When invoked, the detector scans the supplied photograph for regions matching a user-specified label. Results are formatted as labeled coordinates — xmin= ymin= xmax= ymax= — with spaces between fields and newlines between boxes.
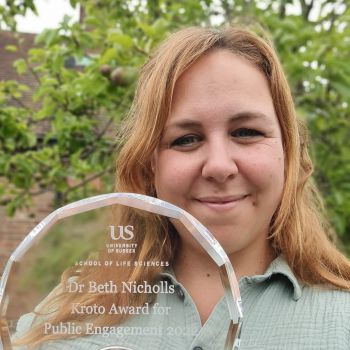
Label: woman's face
xmin=152 ymin=49 xmax=285 ymax=257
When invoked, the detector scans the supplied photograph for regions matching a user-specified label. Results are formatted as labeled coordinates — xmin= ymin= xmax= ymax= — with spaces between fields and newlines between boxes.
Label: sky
xmin=0 ymin=0 xmax=79 ymax=33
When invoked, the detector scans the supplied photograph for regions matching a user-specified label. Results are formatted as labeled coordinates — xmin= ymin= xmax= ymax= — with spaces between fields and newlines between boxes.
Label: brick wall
xmin=0 ymin=192 xmax=54 ymax=273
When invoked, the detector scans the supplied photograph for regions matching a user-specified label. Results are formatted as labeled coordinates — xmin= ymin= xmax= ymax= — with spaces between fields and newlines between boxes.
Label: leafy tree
xmin=0 ymin=0 xmax=349 ymax=251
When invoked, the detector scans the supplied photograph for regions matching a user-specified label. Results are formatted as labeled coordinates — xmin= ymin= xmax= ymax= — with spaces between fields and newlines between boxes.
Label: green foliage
xmin=18 ymin=210 xmax=103 ymax=293
xmin=0 ymin=0 xmax=349 ymax=252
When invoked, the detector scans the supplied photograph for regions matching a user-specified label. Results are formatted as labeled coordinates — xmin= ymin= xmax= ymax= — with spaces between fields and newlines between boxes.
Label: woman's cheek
xmin=154 ymin=153 xmax=190 ymax=196
xmin=240 ymin=152 xmax=284 ymax=190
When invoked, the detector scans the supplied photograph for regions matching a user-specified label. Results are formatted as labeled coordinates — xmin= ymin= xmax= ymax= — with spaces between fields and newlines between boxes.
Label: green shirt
xmin=15 ymin=256 xmax=350 ymax=349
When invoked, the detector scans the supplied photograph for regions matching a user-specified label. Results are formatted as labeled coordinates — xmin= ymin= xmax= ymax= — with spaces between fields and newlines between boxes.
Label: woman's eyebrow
xmin=164 ymin=120 xmax=202 ymax=132
xmin=165 ymin=111 xmax=272 ymax=132
xmin=228 ymin=111 xmax=272 ymax=123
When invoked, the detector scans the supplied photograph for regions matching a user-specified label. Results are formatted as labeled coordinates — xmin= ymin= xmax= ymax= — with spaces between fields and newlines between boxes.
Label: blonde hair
xmin=117 ymin=25 xmax=350 ymax=287
xmin=17 ymin=25 xmax=350 ymax=348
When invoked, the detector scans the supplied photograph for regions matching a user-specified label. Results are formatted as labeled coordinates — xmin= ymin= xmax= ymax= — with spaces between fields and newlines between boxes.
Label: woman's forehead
xmin=166 ymin=49 xmax=277 ymax=127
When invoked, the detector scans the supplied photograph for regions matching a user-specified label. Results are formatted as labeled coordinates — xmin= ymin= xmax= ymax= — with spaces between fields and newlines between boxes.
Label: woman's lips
xmin=195 ymin=195 xmax=249 ymax=211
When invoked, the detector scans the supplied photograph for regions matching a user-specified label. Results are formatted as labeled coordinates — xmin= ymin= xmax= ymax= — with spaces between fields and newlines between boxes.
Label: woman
xmin=15 ymin=26 xmax=350 ymax=350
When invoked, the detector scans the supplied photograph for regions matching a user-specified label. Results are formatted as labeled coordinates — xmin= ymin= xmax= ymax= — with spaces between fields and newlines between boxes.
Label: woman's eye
xmin=170 ymin=135 xmax=201 ymax=147
xmin=231 ymin=128 xmax=263 ymax=138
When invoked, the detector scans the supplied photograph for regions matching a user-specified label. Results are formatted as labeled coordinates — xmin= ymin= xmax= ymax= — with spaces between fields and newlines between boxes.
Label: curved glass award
xmin=0 ymin=193 xmax=243 ymax=350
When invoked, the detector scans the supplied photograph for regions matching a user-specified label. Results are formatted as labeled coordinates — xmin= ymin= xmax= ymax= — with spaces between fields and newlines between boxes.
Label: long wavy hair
xmin=16 ymin=25 xmax=350 ymax=348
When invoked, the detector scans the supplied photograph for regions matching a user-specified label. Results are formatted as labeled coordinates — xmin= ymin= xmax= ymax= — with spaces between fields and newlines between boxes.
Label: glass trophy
xmin=0 ymin=193 xmax=243 ymax=350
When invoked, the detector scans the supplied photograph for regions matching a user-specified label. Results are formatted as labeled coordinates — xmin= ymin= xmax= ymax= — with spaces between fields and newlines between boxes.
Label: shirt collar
xmin=242 ymin=255 xmax=302 ymax=301
xmin=160 ymin=255 xmax=302 ymax=301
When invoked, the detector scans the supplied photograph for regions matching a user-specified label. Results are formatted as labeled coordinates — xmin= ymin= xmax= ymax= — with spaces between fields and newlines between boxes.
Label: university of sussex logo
xmin=108 ymin=225 xmax=134 ymax=241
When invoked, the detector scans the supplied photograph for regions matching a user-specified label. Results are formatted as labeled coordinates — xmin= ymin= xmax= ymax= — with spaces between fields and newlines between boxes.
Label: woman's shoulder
xmin=248 ymin=255 xmax=350 ymax=312
xmin=301 ymin=283 xmax=350 ymax=308
xmin=15 ymin=312 xmax=36 ymax=338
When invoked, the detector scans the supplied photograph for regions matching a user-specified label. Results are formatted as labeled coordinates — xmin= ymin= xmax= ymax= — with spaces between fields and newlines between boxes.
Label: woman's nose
xmin=201 ymin=140 xmax=238 ymax=183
